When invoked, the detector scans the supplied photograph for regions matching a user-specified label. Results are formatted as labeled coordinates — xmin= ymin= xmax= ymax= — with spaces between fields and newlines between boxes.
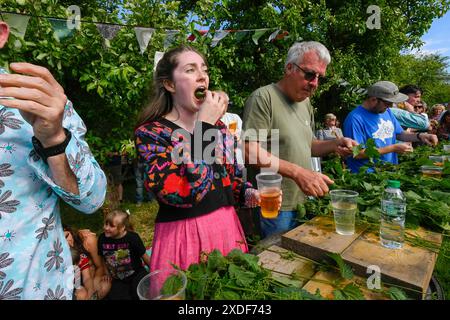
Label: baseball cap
xmin=367 ymin=81 xmax=408 ymax=103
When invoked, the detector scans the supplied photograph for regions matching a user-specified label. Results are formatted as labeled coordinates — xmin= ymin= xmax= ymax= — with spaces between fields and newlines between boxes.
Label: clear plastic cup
xmin=256 ymin=172 xmax=282 ymax=219
xmin=420 ymin=165 xmax=443 ymax=178
xmin=330 ymin=190 xmax=359 ymax=235
xmin=137 ymin=268 xmax=187 ymax=300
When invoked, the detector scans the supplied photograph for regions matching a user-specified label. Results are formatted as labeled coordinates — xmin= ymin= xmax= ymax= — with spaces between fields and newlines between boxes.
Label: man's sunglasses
xmin=292 ymin=62 xmax=326 ymax=82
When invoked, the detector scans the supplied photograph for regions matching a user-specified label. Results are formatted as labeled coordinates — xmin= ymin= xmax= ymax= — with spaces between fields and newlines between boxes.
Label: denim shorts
xmin=260 ymin=210 xmax=299 ymax=239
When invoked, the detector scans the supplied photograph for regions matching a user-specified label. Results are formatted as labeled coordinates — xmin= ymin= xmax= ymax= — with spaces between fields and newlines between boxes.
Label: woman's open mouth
xmin=194 ymin=86 xmax=206 ymax=102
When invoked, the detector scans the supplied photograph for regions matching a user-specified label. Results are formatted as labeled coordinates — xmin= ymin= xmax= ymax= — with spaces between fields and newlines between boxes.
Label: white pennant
xmin=134 ymin=27 xmax=155 ymax=54
xmin=211 ymin=30 xmax=229 ymax=47
xmin=164 ymin=30 xmax=179 ymax=49
xmin=268 ymin=29 xmax=280 ymax=42
xmin=1 ymin=13 xmax=30 ymax=47
xmin=95 ymin=23 xmax=122 ymax=41
xmin=154 ymin=51 xmax=164 ymax=71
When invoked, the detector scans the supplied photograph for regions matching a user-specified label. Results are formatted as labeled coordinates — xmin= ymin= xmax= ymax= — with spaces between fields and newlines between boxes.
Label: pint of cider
xmin=256 ymin=172 xmax=282 ymax=219
xmin=260 ymin=189 xmax=281 ymax=218
xmin=228 ymin=121 xmax=237 ymax=135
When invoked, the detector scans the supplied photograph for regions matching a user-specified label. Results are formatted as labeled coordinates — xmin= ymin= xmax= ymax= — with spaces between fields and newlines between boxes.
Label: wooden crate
xmin=277 ymin=216 xmax=443 ymax=299
xmin=280 ymin=215 xmax=368 ymax=262
xmin=302 ymin=270 xmax=389 ymax=300
xmin=341 ymin=227 xmax=443 ymax=299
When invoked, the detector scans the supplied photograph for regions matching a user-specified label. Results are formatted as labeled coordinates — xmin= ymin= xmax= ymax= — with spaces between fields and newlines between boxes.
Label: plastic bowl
xmin=420 ymin=165 xmax=443 ymax=178
xmin=428 ymin=155 xmax=446 ymax=166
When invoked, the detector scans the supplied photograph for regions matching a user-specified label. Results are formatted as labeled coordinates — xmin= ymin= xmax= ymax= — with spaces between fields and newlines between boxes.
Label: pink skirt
xmin=149 ymin=206 xmax=248 ymax=272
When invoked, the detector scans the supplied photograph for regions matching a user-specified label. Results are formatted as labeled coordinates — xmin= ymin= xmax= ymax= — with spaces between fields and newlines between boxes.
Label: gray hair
xmin=285 ymin=41 xmax=331 ymax=68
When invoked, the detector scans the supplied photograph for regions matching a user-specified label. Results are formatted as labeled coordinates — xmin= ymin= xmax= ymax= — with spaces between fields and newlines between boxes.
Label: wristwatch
xmin=32 ymin=128 xmax=72 ymax=164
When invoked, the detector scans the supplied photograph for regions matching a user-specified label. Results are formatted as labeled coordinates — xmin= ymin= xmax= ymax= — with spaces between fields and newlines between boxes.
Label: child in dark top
xmin=98 ymin=210 xmax=150 ymax=300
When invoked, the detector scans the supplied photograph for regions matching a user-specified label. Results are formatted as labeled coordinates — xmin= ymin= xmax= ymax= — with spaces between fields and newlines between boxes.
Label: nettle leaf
xmin=161 ymin=274 xmax=184 ymax=296
xmin=352 ymin=144 xmax=364 ymax=157
xmin=361 ymin=206 xmax=381 ymax=221
xmin=227 ymin=249 xmax=260 ymax=272
xmin=404 ymin=190 xmax=423 ymax=201
xmin=387 ymin=287 xmax=408 ymax=300
xmin=327 ymin=253 xmax=354 ymax=280
xmin=333 ymin=284 xmax=365 ymax=300
xmin=207 ymin=249 xmax=228 ymax=273
xmin=365 ymin=139 xmax=381 ymax=161
xmin=228 ymin=264 xmax=256 ymax=287
xmin=219 ymin=290 xmax=241 ymax=300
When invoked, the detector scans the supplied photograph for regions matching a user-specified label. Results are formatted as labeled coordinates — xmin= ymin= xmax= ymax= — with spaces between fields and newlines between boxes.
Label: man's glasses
xmin=292 ymin=62 xmax=326 ymax=82
xmin=377 ymin=98 xmax=393 ymax=107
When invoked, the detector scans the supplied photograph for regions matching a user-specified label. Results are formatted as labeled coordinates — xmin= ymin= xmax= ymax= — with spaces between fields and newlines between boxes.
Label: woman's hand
xmin=197 ymin=90 xmax=229 ymax=125
xmin=245 ymin=188 xmax=282 ymax=210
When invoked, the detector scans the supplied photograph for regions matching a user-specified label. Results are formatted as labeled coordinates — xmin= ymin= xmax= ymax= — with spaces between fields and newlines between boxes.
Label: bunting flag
xmin=48 ymin=18 xmax=75 ymax=41
xmin=164 ymin=30 xmax=179 ymax=49
xmin=211 ymin=30 xmax=229 ymax=47
xmin=153 ymin=51 xmax=164 ymax=71
xmin=95 ymin=23 xmax=123 ymax=41
xmin=134 ymin=27 xmax=155 ymax=54
xmin=252 ymin=29 xmax=269 ymax=45
xmin=268 ymin=29 xmax=280 ymax=42
xmin=0 ymin=11 xmax=290 ymax=53
xmin=1 ymin=13 xmax=30 ymax=41
xmin=187 ymin=30 xmax=208 ymax=42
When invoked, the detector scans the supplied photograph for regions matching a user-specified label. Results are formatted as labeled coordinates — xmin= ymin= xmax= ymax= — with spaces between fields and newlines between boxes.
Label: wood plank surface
xmin=341 ymin=227 xmax=443 ymax=298
xmin=281 ymin=215 xmax=368 ymax=262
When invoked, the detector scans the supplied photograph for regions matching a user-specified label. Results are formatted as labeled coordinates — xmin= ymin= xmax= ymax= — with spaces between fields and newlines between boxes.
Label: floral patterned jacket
xmin=135 ymin=118 xmax=251 ymax=222
xmin=0 ymin=68 xmax=107 ymax=300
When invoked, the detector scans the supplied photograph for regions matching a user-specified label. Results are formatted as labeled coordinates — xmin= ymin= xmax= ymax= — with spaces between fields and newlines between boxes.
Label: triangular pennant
xmin=268 ymin=29 xmax=280 ymax=42
xmin=48 ymin=18 xmax=75 ymax=41
xmin=134 ymin=27 xmax=155 ymax=54
xmin=164 ymin=30 xmax=180 ymax=49
xmin=235 ymin=30 xmax=248 ymax=42
xmin=252 ymin=29 xmax=268 ymax=45
xmin=154 ymin=51 xmax=164 ymax=71
xmin=187 ymin=30 xmax=208 ymax=42
xmin=95 ymin=23 xmax=122 ymax=41
xmin=1 ymin=13 xmax=30 ymax=40
xmin=211 ymin=30 xmax=229 ymax=47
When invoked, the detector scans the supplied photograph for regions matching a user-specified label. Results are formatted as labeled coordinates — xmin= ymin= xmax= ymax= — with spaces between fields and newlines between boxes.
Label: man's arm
xmin=311 ymin=137 xmax=358 ymax=157
xmin=390 ymin=107 xmax=429 ymax=131
xmin=245 ymin=140 xmax=334 ymax=197
xmin=397 ymin=131 xmax=438 ymax=145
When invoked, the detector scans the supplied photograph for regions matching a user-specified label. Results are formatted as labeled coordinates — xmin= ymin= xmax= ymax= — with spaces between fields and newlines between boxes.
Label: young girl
xmin=97 ymin=210 xmax=150 ymax=300
xmin=134 ymin=45 xmax=282 ymax=274
xmin=64 ymin=225 xmax=108 ymax=300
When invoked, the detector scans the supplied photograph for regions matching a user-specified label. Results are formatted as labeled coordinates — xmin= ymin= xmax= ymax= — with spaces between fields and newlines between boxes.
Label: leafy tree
xmin=388 ymin=53 xmax=450 ymax=106
xmin=1 ymin=0 xmax=449 ymax=163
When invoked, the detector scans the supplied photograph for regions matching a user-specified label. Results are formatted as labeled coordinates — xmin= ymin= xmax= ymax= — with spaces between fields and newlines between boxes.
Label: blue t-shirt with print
xmin=343 ymin=105 xmax=403 ymax=173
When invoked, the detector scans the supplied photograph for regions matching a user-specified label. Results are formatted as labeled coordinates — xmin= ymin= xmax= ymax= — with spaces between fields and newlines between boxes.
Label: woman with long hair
xmin=135 ymin=45 xmax=281 ymax=273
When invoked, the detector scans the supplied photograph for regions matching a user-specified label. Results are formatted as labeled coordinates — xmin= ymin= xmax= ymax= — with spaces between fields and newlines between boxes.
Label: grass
xmin=60 ymin=180 xmax=159 ymax=248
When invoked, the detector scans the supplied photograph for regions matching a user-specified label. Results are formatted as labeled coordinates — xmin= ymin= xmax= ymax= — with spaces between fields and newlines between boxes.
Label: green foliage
xmin=327 ymin=253 xmax=354 ymax=280
xmin=2 ymin=0 xmax=450 ymax=163
xmin=312 ymin=143 xmax=450 ymax=234
xmin=184 ymin=249 xmax=324 ymax=300
xmin=389 ymin=54 xmax=450 ymax=106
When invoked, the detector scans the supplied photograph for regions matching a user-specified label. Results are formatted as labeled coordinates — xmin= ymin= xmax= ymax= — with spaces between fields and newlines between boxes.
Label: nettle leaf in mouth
xmin=194 ymin=87 xmax=206 ymax=99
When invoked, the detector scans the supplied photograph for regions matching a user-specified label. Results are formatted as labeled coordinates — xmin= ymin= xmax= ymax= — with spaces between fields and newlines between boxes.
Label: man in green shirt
xmin=243 ymin=41 xmax=357 ymax=238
